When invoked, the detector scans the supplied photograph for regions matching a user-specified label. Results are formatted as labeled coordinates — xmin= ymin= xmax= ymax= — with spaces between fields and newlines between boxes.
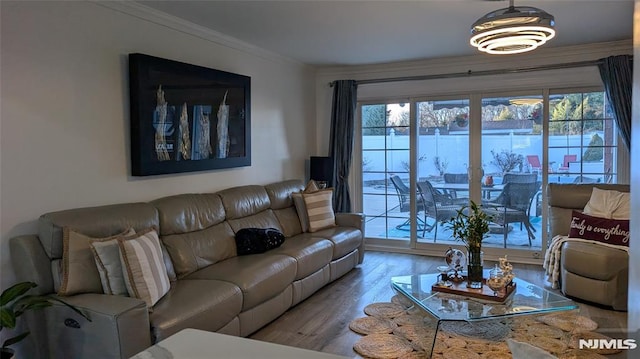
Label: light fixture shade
xmin=470 ymin=5 xmax=555 ymax=55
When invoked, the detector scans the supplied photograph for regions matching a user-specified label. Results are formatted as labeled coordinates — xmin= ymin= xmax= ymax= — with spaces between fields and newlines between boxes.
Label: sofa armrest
xmin=335 ymin=213 xmax=364 ymax=232
xmin=10 ymin=234 xmax=54 ymax=294
xmin=335 ymin=213 xmax=365 ymax=264
xmin=45 ymin=294 xmax=151 ymax=359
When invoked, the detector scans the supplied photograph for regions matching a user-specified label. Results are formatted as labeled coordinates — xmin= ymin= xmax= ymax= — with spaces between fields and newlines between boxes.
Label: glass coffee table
xmin=391 ymin=273 xmax=578 ymax=356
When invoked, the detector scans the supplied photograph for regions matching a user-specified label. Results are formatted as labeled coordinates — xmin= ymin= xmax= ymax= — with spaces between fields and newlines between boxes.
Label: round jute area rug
xmin=364 ymin=303 xmax=407 ymax=318
xmin=350 ymin=301 xmax=613 ymax=359
xmin=353 ymin=334 xmax=414 ymax=359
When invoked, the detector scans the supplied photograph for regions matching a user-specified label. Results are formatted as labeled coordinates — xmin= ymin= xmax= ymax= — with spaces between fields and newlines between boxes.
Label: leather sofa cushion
xmin=38 ymin=202 xmax=158 ymax=259
xmin=561 ymin=241 xmax=628 ymax=280
xmin=270 ymin=235 xmax=333 ymax=279
xmin=226 ymin=210 xmax=283 ymax=234
xmin=152 ymin=194 xmax=226 ymax=235
xmin=185 ymin=254 xmax=296 ymax=311
xmin=312 ymin=226 xmax=363 ymax=260
xmin=161 ymin=221 xmax=237 ymax=278
xmin=150 ymin=279 xmax=242 ymax=342
xmin=264 ymin=180 xmax=304 ymax=210
xmin=218 ymin=185 xmax=271 ymax=219
xmin=272 ymin=207 xmax=303 ymax=237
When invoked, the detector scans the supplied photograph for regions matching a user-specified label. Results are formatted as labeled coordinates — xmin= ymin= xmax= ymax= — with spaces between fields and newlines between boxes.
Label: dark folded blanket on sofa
xmin=235 ymin=228 xmax=285 ymax=255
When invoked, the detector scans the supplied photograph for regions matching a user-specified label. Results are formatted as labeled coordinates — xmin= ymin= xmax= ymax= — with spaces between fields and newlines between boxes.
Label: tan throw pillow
xmin=302 ymin=189 xmax=336 ymax=232
xmin=58 ymin=227 xmax=134 ymax=296
xmin=304 ymin=180 xmax=320 ymax=193
xmin=118 ymin=228 xmax=170 ymax=309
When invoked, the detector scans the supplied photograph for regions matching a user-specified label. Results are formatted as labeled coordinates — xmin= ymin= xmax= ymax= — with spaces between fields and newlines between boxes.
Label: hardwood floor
xmin=250 ymin=251 xmax=629 ymax=358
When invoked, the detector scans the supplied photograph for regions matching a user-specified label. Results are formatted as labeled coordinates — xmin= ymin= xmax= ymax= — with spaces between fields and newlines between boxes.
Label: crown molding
xmin=317 ymin=40 xmax=632 ymax=81
xmin=94 ymin=0 xmax=304 ymax=67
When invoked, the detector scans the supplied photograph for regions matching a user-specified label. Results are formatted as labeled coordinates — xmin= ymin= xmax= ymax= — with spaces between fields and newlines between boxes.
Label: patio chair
xmin=417 ymin=181 xmax=461 ymax=241
xmin=482 ymin=182 xmax=538 ymax=247
xmin=526 ymin=155 xmax=553 ymax=173
xmin=502 ymin=172 xmax=538 ymax=184
xmin=443 ymin=173 xmax=469 ymax=199
xmin=573 ymin=175 xmax=600 ymax=184
xmin=558 ymin=154 xmax=577 ymax=172
xmin=389 ymin=175 xmax=426 ymax=231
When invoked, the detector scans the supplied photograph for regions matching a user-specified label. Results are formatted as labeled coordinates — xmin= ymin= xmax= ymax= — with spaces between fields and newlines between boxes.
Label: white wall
xmin=0 ymin=1 xmax=316 ymax=288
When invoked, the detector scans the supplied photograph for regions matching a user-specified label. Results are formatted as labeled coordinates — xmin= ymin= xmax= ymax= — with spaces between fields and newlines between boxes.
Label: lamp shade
xmin=470 ymin=4 xmax=555 ymax=55
xmin=310 ymin=156 xmax=333 ymax=183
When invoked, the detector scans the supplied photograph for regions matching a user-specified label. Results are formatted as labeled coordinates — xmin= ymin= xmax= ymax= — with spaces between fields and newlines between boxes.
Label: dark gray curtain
xmin=598 ymin=55 xmax=632 ymax=150
xmin=329 ymin=80 xmax=357 ymax=212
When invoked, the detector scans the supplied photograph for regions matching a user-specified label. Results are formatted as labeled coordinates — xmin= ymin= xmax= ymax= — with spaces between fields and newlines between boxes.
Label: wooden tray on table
xmin=432 ymin=278 xmax=516 ymax=302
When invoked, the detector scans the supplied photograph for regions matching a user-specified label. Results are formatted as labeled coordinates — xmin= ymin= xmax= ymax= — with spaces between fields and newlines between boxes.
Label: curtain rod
xmin=329 ymin=59 xmax=608 ymax=87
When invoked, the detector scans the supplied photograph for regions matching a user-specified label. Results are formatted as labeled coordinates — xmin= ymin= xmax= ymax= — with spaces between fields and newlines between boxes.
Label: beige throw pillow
xmin=304 ymin=180 xmax=320 ymax=193
xmin=58 ymin=227 xmax=134 ymax=296
xmin=302 ymin=189 xmax=336 ymax=232
xmin=583 ymin=187 xmax=630 ymax=219
xmin=118 ymin=229 xmax=170 ymax=309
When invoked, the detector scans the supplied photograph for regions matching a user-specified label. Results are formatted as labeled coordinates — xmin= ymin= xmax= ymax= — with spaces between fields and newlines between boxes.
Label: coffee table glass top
xmin=391 ymin=273 xmax=578 ymax=321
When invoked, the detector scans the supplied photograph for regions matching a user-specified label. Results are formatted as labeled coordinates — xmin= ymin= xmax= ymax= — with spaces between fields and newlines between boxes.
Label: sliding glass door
xmin=361 ymin=103 xmax=411 ymax=243
xmin=415 ymin=99 xmax=470 ymax=243
xmin=479 ymin=94 xmax=544 ymax=250
xmin=359 ymin=88 xmax=619 ymax=258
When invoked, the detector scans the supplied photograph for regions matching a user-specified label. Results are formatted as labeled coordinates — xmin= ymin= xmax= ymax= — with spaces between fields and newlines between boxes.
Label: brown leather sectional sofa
xmin=10 ymin=180 xmax=365 ymax=358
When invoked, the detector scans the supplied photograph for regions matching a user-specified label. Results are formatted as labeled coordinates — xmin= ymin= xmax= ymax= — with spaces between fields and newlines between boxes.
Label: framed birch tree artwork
xmin=129 ymin=53 xmax=251 ymax=176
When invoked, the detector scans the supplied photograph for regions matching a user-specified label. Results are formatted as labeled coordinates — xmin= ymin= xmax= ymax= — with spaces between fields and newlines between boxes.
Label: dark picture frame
xmin=129 ymin=53 xmax=251 ymax=176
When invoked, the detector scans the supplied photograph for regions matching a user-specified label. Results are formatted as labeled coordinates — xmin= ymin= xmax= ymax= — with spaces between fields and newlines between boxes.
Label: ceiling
xmin=138 ymin=1 xmax=633 ymax=66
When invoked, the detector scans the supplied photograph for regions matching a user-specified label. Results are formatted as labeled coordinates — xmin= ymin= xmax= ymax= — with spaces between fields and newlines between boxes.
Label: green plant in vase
xmin=444 ymin=201 xmax=491 ymax=289
xmin=1 ymin=282 xmax=90 ymax=359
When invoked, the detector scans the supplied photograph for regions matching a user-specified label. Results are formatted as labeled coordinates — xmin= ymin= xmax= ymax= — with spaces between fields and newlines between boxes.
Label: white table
xmin=130 ymin=328 xmax=350 ymax=359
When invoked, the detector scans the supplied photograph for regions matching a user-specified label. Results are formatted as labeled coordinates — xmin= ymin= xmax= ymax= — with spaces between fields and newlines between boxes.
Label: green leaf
xmin=0 ymin=282 xmax=36 ymax=306
xmin=0 ymin=307 xmax=16 ymax=329
xmin=2 ymin=331 xmax=29 ymax=348
xmin=13 ymin=295 xmax=53 ymax=317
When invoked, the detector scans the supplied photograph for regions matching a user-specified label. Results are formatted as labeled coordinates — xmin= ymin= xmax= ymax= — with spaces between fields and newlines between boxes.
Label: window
xmin=547 ymin=91 xmax=617 ymax=184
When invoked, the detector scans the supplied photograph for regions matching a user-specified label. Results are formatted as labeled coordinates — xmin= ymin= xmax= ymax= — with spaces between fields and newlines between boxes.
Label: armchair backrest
xmin=390 ymin=175 xmax=412 ymax=212
xmin=526 ymin=155 xmax=541 ymax=169
xmin=494 ymin=182 xmax=539 ymax=212
xmin=502 ymin=173 xmax=537 ymax=184
xmin=443 ymin=173 xmax=468 ymax=184
xmin=417 ymin=181 xmax=438 ymax=215
xmin=563 ymin=154 xmax=577 ymax=167
xmin=390 ymin=175 xmax=409 ymax=200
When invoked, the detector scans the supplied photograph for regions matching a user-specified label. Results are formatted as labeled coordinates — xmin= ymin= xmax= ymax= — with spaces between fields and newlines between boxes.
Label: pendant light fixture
xmin=470 ymin=0 xmax=555 ymax=55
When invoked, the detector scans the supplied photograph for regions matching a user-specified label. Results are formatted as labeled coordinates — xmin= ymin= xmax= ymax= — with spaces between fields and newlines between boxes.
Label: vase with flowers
xmin=444 ymin=201 xmax=491 ymax=289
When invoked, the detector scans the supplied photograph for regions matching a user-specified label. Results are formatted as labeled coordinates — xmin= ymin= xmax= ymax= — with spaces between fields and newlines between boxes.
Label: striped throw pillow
xmin=118 ymin=228 xmax=170 ymax=309
xmin=302 ymin=189 xmax=336 ymax=232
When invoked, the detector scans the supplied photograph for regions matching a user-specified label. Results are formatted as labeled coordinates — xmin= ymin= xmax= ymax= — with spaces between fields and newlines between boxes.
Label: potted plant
xmin=1 ymin=282 xmax=90 ymax=359
xmin=444 ymin=201 xmax=492 ymax=289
